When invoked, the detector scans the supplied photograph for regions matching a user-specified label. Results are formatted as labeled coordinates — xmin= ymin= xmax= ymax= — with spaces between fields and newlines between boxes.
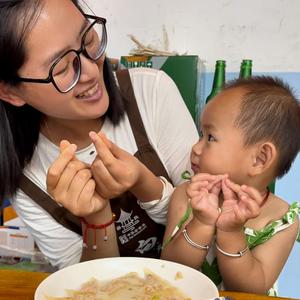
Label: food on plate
xmin=45 ymin=269 xmax=191 ymax=300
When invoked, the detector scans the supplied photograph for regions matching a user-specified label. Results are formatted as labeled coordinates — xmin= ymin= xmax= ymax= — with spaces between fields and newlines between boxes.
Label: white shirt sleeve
xmin=137 ymin=176 xmax=174 ymax=225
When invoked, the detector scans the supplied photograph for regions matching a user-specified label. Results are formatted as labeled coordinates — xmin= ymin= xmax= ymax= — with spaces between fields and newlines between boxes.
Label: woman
xmin=0 ymin=0 xmax=198 ymax=269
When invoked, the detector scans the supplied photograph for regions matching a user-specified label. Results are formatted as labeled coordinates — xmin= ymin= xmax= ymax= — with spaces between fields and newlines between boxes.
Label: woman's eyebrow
xmin=43 ymin=19 xmax=89 ymax=68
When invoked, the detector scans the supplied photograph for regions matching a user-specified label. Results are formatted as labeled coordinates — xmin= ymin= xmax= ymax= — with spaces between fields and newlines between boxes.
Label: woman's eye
xmin=55 ymin=65 xmax=68 ymax=76
xmin=84 ymin=31 xmax=95 ymax=46
xmin=199 ymin=131 xmax=204 ymax=139
xmin=85 ymin=36 xmax=93 ymax=46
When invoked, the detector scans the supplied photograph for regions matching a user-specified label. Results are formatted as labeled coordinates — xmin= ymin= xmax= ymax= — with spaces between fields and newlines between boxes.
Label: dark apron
xmin=20 ymin=69 xmax=172 ymax=258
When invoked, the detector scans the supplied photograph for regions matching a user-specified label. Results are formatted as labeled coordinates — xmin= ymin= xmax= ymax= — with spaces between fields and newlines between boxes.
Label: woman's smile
xmin=76 ymin=82 xmax=103 ymax=101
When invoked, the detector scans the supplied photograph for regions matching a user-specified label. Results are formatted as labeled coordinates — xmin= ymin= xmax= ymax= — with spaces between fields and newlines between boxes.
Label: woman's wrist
xmin=130 ymin=164 xmax=164 ymax=202
xmin=83 ymin=202 xmax=112 ymax=224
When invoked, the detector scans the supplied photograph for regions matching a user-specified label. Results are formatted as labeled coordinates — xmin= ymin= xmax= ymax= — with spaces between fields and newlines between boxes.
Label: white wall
xmin=85 ymin=0 xmax=300 ymax=72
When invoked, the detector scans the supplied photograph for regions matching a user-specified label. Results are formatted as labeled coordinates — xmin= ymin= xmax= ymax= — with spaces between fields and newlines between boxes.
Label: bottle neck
xmin=239 ymin=60 xmax=252 ymax=79
xmin=206 ymin=65 xmax=226 ymax=103
xmin=240 ymin=66 xmax=252 ymax=79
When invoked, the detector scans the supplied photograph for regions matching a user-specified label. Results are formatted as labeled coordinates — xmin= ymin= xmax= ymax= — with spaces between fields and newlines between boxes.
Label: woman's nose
xmin=79 ymin=53 xmax=101 ymax=81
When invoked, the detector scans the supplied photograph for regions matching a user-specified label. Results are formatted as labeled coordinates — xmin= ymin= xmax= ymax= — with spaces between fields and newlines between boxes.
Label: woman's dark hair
xmin=224 ymin=76 xmax=300 ymax=178
xmin=0 ymin=0 xmax=124 ymax=202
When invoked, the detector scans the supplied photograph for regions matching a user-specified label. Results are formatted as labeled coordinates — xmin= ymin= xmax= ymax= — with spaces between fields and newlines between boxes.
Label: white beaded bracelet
xmin=182 ymin=227 xmax=209 ymax=250
xmin=216 ymin=243 xmax=249 ymax=257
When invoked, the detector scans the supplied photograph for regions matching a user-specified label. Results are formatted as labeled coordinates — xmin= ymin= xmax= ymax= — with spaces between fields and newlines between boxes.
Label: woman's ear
xmin=0 ymin=82 xmax=26 ymax=106
xmin=249 ymin=142 xmax=277 ymax=176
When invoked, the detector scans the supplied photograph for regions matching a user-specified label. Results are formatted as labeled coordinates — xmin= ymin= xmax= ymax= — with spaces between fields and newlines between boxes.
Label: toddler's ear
xmin=250 ymin=142 xmax=277 ymax=176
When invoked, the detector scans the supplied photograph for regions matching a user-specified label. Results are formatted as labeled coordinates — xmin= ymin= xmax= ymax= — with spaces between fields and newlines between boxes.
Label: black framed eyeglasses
xmin=14 ymin=14 xmax=107 ymax=93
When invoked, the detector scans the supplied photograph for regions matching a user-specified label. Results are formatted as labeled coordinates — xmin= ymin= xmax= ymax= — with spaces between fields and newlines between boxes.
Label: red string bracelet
xmin=80 ymin=213 xmax=116 ymax=250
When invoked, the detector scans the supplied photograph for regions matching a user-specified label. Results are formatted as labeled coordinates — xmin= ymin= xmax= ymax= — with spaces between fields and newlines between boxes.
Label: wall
xmin=85 ymin=0 xmax=300 ymax=72
xmin=86 ymin=1 xmax=300 ymax=297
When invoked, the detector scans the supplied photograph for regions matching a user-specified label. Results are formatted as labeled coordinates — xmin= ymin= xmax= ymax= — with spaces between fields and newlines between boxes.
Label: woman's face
xmin=14 ymin=0 xmax=109 ymax=121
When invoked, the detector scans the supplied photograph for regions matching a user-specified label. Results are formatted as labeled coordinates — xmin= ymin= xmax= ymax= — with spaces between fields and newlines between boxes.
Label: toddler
xmin=161 ymin=76 xmax=300 ymax=295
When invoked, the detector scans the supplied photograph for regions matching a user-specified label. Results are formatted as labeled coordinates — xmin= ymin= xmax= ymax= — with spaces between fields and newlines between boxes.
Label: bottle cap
xmin=241 ymin=59 xmax=252 ymax=67
xmin=216 ymin=60 xmax=226 ymax=65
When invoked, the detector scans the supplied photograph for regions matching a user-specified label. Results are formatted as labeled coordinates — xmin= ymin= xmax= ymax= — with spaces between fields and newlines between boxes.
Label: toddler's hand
xmin=217 ymin=178 xmax=263 ymax=231
xmin=187 ymin=173 xmax=226 ymax=226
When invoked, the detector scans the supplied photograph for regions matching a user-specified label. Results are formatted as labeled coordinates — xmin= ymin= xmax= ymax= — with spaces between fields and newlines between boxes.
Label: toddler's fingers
xmin=241 ymin=185 xmax=265 ymax=205
xmin=240 ymin=195 xmax=261 ymax=217
xmin=210 ymin=180 xmax=222 ymax=196
xmin=190 ymin=173 xmax=217 ymax=184
xmin=233 ymin=205 xmax=247 ymax=224
xmin=221 ymin=179 xmax=236 ymax=199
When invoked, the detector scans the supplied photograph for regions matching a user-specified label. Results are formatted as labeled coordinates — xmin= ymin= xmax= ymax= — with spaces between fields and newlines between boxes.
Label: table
xmin=220 ymin=291 xmax=298 ymax=300
xmin=0 ymin=269 xmax=297 ymax=300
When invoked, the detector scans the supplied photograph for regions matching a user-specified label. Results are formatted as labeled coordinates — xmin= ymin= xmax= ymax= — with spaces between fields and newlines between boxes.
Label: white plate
xmin=35 ymin=257 xmax=219 ymax=300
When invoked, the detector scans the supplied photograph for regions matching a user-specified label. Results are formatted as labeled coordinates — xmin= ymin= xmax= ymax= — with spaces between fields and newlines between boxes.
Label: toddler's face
xmin=191 ymin=87 xmax=255 ymax=184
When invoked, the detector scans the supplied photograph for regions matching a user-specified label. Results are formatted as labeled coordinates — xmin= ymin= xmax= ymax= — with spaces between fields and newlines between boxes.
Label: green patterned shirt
xmin=202 ymin=202 xmax=300 ymax=296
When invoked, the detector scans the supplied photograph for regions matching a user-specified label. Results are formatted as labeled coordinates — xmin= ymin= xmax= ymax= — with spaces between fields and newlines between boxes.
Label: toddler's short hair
xmin=224 ymin=76 xmax=300 ymax=178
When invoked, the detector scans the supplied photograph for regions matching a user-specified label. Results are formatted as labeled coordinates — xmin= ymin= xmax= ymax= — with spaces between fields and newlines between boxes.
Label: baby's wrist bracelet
xmin=216 ymin=243 xmax=249 ymax=257
xmin=80 ymin=213 xmax=116 ymax=250
xmin=182 ymin=227 xmax=209 ymax=250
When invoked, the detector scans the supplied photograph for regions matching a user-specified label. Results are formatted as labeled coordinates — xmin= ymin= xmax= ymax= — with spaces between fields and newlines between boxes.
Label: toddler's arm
xmin=161 ymin=173 xmax=221 ymax=268
xmin=216 ymin=180 xmax=299 ymax=294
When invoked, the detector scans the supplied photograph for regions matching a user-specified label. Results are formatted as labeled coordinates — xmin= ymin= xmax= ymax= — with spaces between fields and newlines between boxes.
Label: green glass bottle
xmin=239 ymin=59 xmax=252 ymax=79
xmin=205 ymin=60 xmax=226 ymax=103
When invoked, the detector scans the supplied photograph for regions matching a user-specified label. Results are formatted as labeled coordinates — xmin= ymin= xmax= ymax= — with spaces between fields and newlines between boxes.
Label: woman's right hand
xmin=46 ymin=140 xmax=108 ymax=217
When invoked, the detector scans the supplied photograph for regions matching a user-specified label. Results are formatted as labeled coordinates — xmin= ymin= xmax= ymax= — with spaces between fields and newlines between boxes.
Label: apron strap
xmin=116 ymin=69 xmax=150 ymax=148
xmin=19 ymin=174 xmax=81 ymax=234
xmin=115 ymin=69 xmax=171 ymax=181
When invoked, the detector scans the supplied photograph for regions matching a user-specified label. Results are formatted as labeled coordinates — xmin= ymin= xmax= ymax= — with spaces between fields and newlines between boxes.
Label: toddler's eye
xmin=208 ymin=134 xmax=216 ymax=142
xmin=199 ymin=130 xmax=204 ymax=139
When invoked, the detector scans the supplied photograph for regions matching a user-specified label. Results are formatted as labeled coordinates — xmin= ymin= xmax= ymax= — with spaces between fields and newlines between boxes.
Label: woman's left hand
xmin=89 ymin=131 xmax=143 ymax=199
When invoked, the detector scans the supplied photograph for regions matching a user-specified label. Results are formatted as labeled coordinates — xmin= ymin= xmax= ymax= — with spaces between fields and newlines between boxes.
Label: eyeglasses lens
xmin=85 ymin=21 xmax=106 ymax=60
xmin=52 ymin=21 xmax=106 ymax=93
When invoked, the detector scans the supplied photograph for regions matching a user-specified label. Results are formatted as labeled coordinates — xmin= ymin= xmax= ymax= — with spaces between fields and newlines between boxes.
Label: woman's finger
xmin=66 ymin=168 xmax=93 ymax=206
xmin=49 ymin=160 xmax=88 ymax=201
xmin=46 ymin=143 xmax=77 ymax=192
xmin=60 ymin=140 xmax=71 ymax=151
xmin=89 ymin=131 xmax=116 ymax=167
xmin=91 ymin=158 xmax=122 ymax=198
